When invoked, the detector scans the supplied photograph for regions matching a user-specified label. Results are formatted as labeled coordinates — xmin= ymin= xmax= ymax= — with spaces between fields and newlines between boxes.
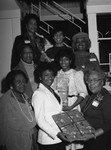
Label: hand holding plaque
xmin=53 ymin=109 xmax=95 ymax=142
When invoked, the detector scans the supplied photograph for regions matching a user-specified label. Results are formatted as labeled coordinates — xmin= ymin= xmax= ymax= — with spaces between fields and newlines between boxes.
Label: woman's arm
xmin=32 ymin=91 xmax=69 ymax=141
xmin=63 ymin=71 xmax=87 ymax=111
xmin=95 ymin=128 xmax=104 ymax=138
xmin=32 ymin=91 xmax=58 ymax=139
xmin=100 ymin=91 xmax=111 ymax=132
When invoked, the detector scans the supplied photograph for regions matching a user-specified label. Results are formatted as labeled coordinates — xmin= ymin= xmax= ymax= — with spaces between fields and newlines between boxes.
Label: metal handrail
xmin=31 ymin=1 xmax=85 ymax=46
xmin=31 ymin=3 xmax=39 ymax=16
xmin=31 ymin=2 xmax=72 ymax=40
xmin=41 ymin=20 xmax=53 ymax=29
xmin=52 ymin=1 xmax=86 ymax=24
xmin=41 ymin=1 xmax=82 ymax=31
xmin=31 ymin=3 xmax=54 ymax=34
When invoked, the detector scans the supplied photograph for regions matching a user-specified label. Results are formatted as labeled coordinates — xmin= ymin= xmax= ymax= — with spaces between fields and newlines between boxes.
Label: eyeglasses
xmin=86 ymin=78 xmax=102 ymax=84
xmin=15 ymin=81 xmax=26 ymax=86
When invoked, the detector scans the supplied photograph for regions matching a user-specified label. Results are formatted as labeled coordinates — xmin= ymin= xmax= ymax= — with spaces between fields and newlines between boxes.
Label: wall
xmin=86 ymin=0 xmax=111 ymax=61
xmin=87 ymin=0 xmax=111 ymax=5
xmin=0 ymin=0 xmax=21 ymax=96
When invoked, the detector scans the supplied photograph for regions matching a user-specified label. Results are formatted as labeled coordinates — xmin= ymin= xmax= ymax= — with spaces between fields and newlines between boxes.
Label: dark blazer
xmin=74 ymin=51 xmax=100 ymax=71
xmin=82 ymin=88 xmax=111 ymax=150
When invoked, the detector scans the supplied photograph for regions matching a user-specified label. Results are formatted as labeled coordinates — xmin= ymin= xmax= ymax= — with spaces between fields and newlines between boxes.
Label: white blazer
xmin=32 ymin=83 xmax=63 ymax=145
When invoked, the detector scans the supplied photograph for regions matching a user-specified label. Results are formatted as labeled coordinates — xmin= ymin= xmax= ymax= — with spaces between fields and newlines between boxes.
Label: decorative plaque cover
xmin=53 ymin=109 xmax=95 ymax=142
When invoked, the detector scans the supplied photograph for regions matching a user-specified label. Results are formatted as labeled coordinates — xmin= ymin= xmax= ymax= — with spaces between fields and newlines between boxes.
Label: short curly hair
xmin=34 ymin=62 xmax=58 ymax=84
xmin=54 ymin=48 xmax=75 ymax=69
xmin=6 ymin=69 xmax=28 ymax=89
xmin=24 ymin=13 xmax=40 ymax=26
xmin=72 ymin=32 xmax=91 ymax=51
xmin=50 ymin=26 xmax=64 ymax=37
xmin=84 ymin=69 xmax=105 ymax=84
xmin=20 ymin=43 xmax=34 ymax=55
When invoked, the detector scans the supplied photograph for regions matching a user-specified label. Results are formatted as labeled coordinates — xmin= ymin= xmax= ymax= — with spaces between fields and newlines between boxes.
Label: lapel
xmin=39 ymin=83 xmax=62 ymax=108
xmin=82 ymin=94 xmax=97 ymax=113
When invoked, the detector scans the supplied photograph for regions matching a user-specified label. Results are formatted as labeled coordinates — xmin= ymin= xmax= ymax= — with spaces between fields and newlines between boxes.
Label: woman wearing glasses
xmin=81 ymin=69 xmax=111 ymax=150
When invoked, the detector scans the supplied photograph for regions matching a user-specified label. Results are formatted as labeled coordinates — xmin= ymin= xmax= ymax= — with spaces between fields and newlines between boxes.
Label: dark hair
xmin=24 ymin=13 xmax=40 ymax=26
xmin=34 ymin=62 xmax=58 ymax=84
xmin=50 ymin=26 xmax=64 ymax=37
xmin=20 ymin=43 xmax=34 ymax=55
xmin=6 ymin=69 xmax=28 ymax=89
xmin=54 ymin=48 xmax=75 ymax=69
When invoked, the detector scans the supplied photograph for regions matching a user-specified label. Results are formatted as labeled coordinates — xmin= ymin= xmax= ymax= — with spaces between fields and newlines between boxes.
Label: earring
xmin=10 ymin=86 xmax=13 ymax=89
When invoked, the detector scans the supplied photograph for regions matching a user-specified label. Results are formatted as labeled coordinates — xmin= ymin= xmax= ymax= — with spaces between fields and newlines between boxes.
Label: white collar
xmin=21 ymin=59 xmax=34 ymax=66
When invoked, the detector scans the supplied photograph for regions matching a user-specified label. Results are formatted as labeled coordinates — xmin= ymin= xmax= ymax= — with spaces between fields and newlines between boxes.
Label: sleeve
xmin=68 ymin=74 xmax=78 ymax=96
xmin=100 ymin=92 xmax=111 ymax=132
xmin=90 ymin=53 xmax=100 ymax=64
xmin=51 ymin=76 xmax=57 ymax=90
xmin=11 ymin=35 xmax=23 ymax=70
xmin=0 ymin=96 xmax=6 ymax=145
xmin=32 ymin=91 xmax=59 ymax=140
xmin=74 ymin=71 xmax=88 ymax=98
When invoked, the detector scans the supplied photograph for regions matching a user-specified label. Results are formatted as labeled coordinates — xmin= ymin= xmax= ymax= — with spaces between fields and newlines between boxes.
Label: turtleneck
xmin=21 ymin=59 xmax=37 ymax=91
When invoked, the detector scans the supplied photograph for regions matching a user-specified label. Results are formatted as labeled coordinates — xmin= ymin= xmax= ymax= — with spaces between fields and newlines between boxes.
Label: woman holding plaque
xmin=81 ymin=69 xmax=111 ymax=150
xmin=52 ymin=48 xmax=88 ymax=111
xmin=32 ymin=62 xmax=69 ymax=150
xmin=52 ymin=49 xmax=88 ymax=150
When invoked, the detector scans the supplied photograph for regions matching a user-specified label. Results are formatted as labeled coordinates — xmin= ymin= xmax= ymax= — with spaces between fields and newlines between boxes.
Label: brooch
xmin=96 ymin=93 xmax=104 ymax=102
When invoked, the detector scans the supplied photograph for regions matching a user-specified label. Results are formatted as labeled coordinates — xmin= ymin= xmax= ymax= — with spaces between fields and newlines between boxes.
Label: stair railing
xmin=31 ymin=3 xmax=54 ymax=34
xmin=41 ymin=1 xmax=82 ymax=31
xmin=31 ymin=2 xmax=85 ymax=47
xmin=52 ymin=1 xmax=86 ymax=25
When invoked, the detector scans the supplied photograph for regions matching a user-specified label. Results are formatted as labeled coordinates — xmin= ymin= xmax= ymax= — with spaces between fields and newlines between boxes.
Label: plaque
xmin=52 ymin=109 xmax=95 ymax=142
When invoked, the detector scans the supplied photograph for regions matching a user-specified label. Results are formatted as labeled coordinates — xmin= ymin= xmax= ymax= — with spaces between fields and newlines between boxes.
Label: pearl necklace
xmin=11 ymin=90 xmax=33 ymax=122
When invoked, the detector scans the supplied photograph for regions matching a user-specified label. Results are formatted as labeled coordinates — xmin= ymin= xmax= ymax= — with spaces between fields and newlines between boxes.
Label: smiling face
xmin=21 ymin=46 xmax=33 ymax=64
xmin=75 ymin=37 xmax=87 ymax=51
xmin=12 ymin=74 xmax=27 ymax=94
xmin=26 ymin=18 xmax=37 ymax=34
xmin=86 ymin=72 xmax=104 ymax=94
xmin=59 ymin=56 xmax=71 ymax=72
xmin=41 ymin=69 xmax=55 ymax=88
xmin=53 ymin=31 xmax=64 ymax=45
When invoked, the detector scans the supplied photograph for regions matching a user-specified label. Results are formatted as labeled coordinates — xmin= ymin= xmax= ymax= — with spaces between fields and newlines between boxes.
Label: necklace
xmin=11 ymin=90 xmax=33 ymax=122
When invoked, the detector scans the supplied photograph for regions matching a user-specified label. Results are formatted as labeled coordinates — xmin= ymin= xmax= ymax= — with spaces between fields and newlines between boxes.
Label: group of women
xmin=0 ymin=13 xmax=111 ymax=150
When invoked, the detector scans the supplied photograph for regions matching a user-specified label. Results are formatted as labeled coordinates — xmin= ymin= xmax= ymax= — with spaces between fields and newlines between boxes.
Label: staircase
xmin=31 ymin=1 xmax=87 ymax=47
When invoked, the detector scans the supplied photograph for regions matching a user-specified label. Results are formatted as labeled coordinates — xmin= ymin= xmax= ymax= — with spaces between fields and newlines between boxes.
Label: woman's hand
xmin=63 ymin=105 xmax=73 ymax=111
xmin=95 ymin=128 xmax=104 ymax=138
xmin=57 ymin=132 xmax=70 ymax=142
xmin=83 ymin=128 xmax=104 ymax=141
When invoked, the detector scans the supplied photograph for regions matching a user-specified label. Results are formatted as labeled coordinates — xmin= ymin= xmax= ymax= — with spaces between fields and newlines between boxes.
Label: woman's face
xmin=75 ymin=37 xmax=87 ymax=51
xmin=13 ymin=74 xmax=27 ymax=94
xmin=53 ymin=31 xmax=64 ymax=45
xmin=87 ymin=73 xmax=103 ymax=94
xmin=21 ymin=46 xmax=33 ymax=64
xmin=26 ymin=18 xmax=37 ymax=33
xmin=59 ymin=56 xmax=71 ymax=72
xmin=41 ymin=70 xmax=55 ymax=88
